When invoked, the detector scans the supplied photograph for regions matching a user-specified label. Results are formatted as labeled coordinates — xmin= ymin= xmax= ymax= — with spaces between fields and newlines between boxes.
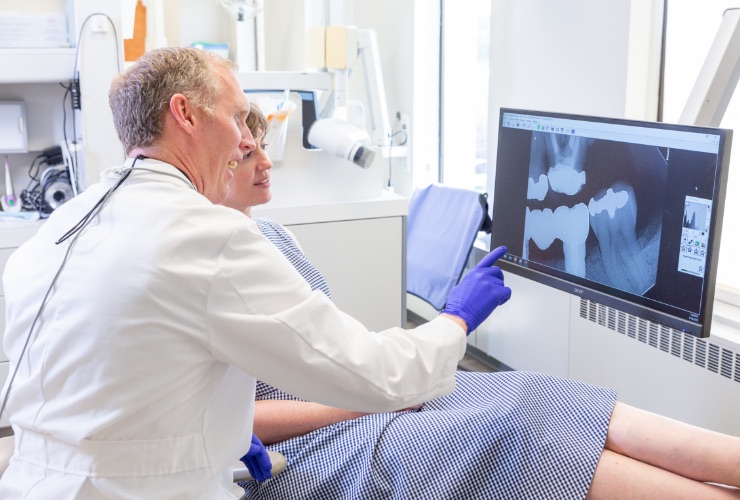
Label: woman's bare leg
xmin=604 ymin=402 xmax=740 ymax=487
xmin=587 ymin=449 xmax=740 ymax=499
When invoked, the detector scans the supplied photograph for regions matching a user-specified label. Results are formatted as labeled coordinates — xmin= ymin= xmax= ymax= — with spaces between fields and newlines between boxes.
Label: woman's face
xmin=222 ymin=128 xmax=272 ymax=214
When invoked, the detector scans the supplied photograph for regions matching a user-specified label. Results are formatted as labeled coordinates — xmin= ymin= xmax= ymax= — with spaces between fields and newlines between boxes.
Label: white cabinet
xmin=287 ymin=216 xmax=405 ymax=332
xmin=253 ymin=192 xmax=408 ymax=332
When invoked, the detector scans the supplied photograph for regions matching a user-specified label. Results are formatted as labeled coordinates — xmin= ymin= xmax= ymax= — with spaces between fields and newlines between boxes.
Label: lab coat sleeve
xmin=205 ymin=225 xmax=467 ymax=413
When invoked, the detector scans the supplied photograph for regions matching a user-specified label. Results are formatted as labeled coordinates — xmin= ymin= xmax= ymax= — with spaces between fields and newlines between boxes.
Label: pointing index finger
xmin=477 ymin=246 xmax=508 ymax=268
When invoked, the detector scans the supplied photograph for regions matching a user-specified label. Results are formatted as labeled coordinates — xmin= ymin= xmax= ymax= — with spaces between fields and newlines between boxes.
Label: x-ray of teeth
xmin=493 ymin=109 xmax=729 ymax=335
xmin=524 ymin=132 xmax=665 ymax=296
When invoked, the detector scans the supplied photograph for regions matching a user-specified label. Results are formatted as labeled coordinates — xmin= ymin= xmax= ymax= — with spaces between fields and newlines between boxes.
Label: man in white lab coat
xmin=0 ymin=47 xmax=511 ymax=498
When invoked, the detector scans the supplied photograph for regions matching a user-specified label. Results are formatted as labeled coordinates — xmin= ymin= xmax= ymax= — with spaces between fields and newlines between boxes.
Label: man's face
xmin=223 ymin=129 xmax=272 ymax=213
xmin=198 ymin=65 xmax=255 ymax=204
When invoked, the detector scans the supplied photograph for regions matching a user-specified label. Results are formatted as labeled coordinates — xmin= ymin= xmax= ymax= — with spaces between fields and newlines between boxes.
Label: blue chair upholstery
xmin=406 ymin=184 xmax=490 ymax=311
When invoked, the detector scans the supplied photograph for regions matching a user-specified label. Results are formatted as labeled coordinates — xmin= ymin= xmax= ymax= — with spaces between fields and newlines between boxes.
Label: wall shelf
xmin=0 ymin=48 xmax=76 ymax=84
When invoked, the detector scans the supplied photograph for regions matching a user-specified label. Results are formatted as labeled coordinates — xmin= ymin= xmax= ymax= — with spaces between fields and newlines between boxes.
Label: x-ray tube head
xmin=307 ymin=118 xmax=376 ymax=169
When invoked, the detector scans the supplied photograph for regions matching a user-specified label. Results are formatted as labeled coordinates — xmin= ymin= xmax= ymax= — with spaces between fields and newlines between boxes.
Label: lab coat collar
xmin=100 ymin=158 xmax=196 ymax=191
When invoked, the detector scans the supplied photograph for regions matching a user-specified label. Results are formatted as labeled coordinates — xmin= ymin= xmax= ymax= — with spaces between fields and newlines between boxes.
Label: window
xmin=438 ymin=0 xmax=491 ymax=193
xmin=663 ymin=1 xmax=740 ymax=295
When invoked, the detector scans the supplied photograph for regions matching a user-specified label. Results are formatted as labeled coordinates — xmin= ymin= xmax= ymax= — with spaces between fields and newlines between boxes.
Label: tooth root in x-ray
xmin=588 ymin=182 xmax=656 ymax=295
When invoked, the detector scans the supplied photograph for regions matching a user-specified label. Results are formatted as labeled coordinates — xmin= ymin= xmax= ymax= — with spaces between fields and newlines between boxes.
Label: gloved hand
xmin=441 ymin=246 xmax=512 ymax=333
xmin=240 ymin=434 xmax=273 ymax=482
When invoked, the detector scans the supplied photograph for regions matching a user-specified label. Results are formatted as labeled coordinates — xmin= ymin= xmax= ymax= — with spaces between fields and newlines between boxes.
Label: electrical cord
xmin=73 ymin=13 xmax=121 ymax=81
xmin=21 ymin=148 xmax=71 ymax=215
xmin=59 ymin=81 xmax=77 ymax=190
xmin=23 ymin=154 xmax=44 ymax=189
xmin=63 ymin=13 xmax=122 ymax=194
xmin=21 ymin=167 xmax=72 ymax=217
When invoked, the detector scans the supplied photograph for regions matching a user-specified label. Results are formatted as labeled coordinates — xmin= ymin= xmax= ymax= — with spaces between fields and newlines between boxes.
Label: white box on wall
xmin=0 ymin=101 xmax=28 ymax=153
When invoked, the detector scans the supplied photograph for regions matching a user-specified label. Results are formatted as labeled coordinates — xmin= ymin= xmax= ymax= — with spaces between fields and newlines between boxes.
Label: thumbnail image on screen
xmin=679 ymin=196 xmax=712 ymax=278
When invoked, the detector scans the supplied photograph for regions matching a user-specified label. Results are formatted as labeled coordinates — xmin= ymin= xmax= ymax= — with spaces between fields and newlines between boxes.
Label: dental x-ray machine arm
xmin=679 ymin=8 xmax=740 ymax=127
xmin=358 ymin=29 xmax=392 ymax=148
xmin=314 ymin=28 xmax=392 ymax=149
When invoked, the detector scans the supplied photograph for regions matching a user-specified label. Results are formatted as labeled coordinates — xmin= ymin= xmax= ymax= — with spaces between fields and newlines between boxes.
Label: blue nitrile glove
xmin=240 ymin=434 xmax=272 ymax=482
xmin=441 ymin=246 xmax=512 ymax=333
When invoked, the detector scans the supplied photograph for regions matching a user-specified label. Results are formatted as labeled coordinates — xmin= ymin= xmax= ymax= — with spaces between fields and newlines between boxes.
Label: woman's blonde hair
xmin=246 ymin=105 xmax=269 ymax=139
xmin=109 ymin=47 xmax=237 ymax=154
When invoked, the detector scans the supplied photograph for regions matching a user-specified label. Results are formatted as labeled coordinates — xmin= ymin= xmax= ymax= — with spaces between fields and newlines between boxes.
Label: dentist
xmin=0 ymin=47 xmax=511 ymax=498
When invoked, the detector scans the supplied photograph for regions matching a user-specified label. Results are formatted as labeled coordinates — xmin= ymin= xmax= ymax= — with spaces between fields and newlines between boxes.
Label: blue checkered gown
xmin=246 ymin=219 xmax=618 ymax=499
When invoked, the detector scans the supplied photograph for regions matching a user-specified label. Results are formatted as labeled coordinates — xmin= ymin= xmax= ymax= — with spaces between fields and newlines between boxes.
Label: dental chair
xmin=0 ymin=434 xmax=286 ymax=492
xmin=406 ymin=183 xmax=491 ymax=323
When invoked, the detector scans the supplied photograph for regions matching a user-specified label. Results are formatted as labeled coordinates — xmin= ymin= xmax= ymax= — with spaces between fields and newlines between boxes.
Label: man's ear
xmin=169 ymin=93 xmax=197 ymax=134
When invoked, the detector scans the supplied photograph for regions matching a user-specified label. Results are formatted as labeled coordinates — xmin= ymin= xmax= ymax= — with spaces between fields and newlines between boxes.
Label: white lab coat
xmin=0 ymin=159 xmax=466 ymax=498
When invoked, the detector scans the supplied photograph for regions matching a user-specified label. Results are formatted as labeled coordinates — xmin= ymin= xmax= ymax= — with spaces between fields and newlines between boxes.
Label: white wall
xmin=478 ymin=0 xmax=663 ymax=373
xmin=485 ymin=0 xmax=661 ymax=203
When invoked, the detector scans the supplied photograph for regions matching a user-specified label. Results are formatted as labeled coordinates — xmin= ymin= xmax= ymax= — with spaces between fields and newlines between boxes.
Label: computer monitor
xmin=491 ymin=108 xmax=732 ymax=337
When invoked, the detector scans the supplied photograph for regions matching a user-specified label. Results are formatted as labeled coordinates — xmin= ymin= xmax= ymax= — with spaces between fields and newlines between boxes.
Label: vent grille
xmin=579 ymin=298 xmax=738 ymax=385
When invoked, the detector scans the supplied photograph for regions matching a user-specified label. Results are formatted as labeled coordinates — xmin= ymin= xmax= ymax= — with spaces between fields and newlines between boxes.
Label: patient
xmin=223 ymin=107 xmax=740 ymax=499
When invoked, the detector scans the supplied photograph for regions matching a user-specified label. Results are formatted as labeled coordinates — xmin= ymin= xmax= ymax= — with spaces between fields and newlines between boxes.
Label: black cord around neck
xmin=56 ymin=155 xmax=147 ymax=244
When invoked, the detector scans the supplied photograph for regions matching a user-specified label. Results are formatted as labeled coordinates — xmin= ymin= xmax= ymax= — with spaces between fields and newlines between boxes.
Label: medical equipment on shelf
xmin=307 ymin=117 xmax=375 ymax=168
xmin=1 ymin=156 xmax=20 ymax=212
xmin=42 ymin=168 xmax=74 ymax=213
xmin=316 ymin=27 xmax=392 ymax=149
xmin=237 ymin=27 xmax=392 ymax=165
xmin=234 ymin=24 xmax=399 ymax=206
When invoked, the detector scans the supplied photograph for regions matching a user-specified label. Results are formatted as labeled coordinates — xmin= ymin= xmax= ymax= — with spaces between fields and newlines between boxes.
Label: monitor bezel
xmin=491 ymin=107 xmax=732 ymax=337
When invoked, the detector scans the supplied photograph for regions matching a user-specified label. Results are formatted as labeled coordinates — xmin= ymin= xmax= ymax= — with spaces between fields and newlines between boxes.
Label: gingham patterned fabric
xmin=254 ymin=218 xmax=331 ymax=299
xmin=244 ymin=220 xmax=617 ymax=499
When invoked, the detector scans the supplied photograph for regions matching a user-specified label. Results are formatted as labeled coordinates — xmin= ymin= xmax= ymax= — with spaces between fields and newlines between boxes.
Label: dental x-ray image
xmin=523 ymin=132 xmax=666 ymax=296
xmin=492 ymin=108 xmax=731 ymax=336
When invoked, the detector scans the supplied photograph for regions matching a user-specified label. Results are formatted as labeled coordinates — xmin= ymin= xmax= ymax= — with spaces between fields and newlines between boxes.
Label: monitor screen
xmin=491 ymin=108 xmax=732 ymax=337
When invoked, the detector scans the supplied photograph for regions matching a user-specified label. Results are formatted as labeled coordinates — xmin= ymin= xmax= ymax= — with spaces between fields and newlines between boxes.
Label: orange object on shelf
xmin=124 ymin=0 xmax=147 ymax=62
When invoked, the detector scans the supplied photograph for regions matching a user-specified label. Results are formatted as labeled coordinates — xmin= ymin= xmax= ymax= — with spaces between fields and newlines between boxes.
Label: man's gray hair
xmin=109 ymin=47 xmax=238 ymax=154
